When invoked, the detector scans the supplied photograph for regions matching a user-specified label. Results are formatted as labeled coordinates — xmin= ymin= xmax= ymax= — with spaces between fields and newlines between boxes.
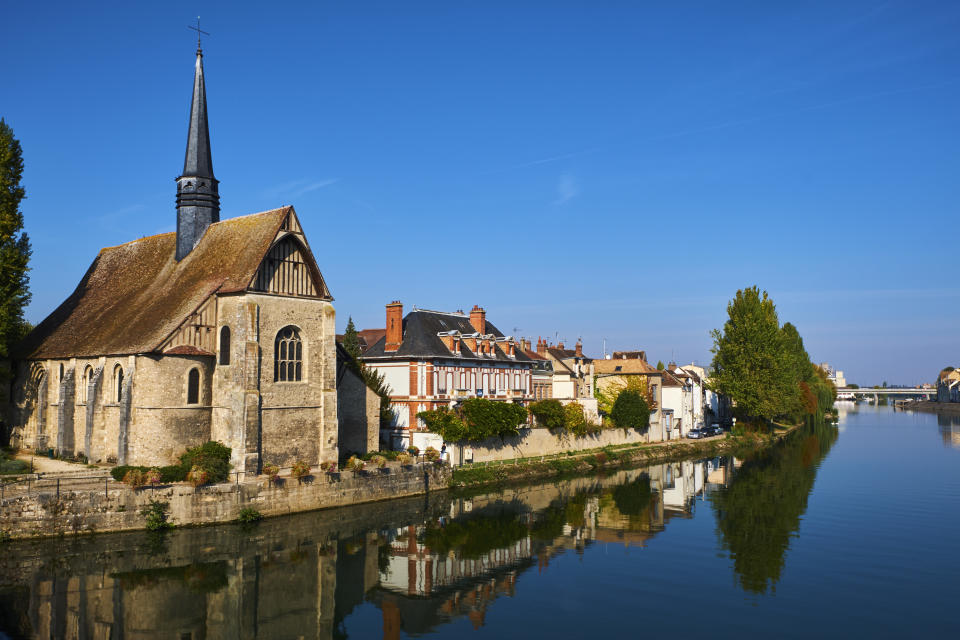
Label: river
xmin=1 ymin=405 xmax=958 ymax=638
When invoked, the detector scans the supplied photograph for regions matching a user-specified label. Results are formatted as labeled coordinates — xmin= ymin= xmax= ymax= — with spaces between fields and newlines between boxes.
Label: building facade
xmin=360 ymin=303 xmax=534 ymax=450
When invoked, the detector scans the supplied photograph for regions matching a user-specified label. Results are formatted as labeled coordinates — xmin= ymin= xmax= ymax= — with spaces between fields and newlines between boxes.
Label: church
xmin=5 ymin=44 xmax=353 ymax=473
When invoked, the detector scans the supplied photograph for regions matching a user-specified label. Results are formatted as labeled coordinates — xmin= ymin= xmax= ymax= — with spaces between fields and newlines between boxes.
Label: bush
xmin=397 ymin=452 xmax=413 ymax=466
xmin=179 ymin=441 xmax=231 ymax=484
xmin=424 ymin=446 xmax=440 ymax=462
xmin=611 ymin=390 xmax=650 ymax=431
xmin=564 ymin=403 xmax=600 ymax=437
xmin=417 ymin=408 xmax=468 ymax=442
xmin=460 ymin=398 xmax=528 ymax=440
xmin=370 ymin=455 xmax=387 ymax=469
xmin=144 ymin=468 xmax=162 ymax=486
xmin=346 ymin=456 xmax=365 ymax=473
xmin=528 ymin=400 xmax=566 ymax=431
xmin=122 ymin=469 xmax=147 ymax=488
xmin=237 ymin=507 xmax=262 ymax=524
xmin=291 ymin=461 xmax=311 ymax=480
xmin=141 ymin=499 xmax=171 ymax=531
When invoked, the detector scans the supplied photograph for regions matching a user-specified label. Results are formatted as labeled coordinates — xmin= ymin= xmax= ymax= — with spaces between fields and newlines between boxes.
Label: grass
xmin=0 ymin=448 xmax=30 ymax=475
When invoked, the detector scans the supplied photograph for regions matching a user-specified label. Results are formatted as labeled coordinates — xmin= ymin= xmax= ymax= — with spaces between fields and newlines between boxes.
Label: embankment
xmin=1 ymin=463 xmax=449 ymax=540
xmin=900 ymin=400 xmax=960 ymax=416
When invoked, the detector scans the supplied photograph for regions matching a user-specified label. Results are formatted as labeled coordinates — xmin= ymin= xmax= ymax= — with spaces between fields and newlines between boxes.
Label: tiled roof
xmin=16 ymin=207 xmax=320 ymax=359
xmin=594 ymin=358 xmax=660 ymax=375
xmin=361 ymin=309 xmax=532 ymax=364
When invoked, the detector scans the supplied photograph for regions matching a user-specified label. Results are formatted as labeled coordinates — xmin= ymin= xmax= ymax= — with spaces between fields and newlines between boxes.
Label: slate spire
xmin=175 ymin=44 xmax=220 ymax=261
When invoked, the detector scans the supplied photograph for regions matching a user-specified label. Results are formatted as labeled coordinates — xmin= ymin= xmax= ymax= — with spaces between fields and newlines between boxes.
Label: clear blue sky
xmin=2 ymin=1 xmax=958 ymax=385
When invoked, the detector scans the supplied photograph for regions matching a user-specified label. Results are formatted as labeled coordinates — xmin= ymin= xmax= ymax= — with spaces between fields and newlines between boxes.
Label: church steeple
xmin=175 ymin=44 xmax=220 ymax=261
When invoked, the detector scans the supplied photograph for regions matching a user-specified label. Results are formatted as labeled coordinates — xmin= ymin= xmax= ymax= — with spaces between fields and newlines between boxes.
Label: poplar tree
xmin=710 ymin=287 xmax=792 ymax=422
xmin=0 ymin=118 xmax=32 ymax=360
xmin=342 ymin=316 xmax=362 ymax=360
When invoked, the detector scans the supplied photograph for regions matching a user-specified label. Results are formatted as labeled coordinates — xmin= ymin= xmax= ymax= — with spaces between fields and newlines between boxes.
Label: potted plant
xmin=187 ymin=465 xmax=209 ymax=488
xmin=346 ymin=456 xmax=365 ymax=475
xmin=145 ymin=468 xmax=163 ymax=487
xmin=262 ymin=463 xmax=280 ymax=484
xmin=407 ymin=445 xmax=419 ymax=458
xmin=370 ymin=455 xmax=387 ymax=471
xmin=320 ymin=461 xmax=338 ymax=475
xmin=291 ymin=461 xmax=311 ymax=482
xmin=424 ymin=446 xmax=440 ymax=462
xmin=122 ymin=469 xmax=146 ymax=489
xmin=396 ymin=452 xmax=413 ymax=467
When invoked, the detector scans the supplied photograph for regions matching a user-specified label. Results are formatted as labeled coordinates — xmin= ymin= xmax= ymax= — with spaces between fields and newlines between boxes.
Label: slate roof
xmin=361 ymin=309 xmax=533 ymax=364
xmin=16 ymin=206 xmax=327 ymax=360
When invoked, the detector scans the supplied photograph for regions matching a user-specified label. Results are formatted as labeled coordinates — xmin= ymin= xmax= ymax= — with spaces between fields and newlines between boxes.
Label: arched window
xmin=275 ymin=326 xmax=303 ymax=382
xmin=187 ymin=368 xmax=200 ymax=404
xmin=81 ymin=365 xmax=93 ymax=403
xmin=219 ymin=326 xmax=231 ymax=366
xmin=114 ymin=365 xmax=124 ymax=403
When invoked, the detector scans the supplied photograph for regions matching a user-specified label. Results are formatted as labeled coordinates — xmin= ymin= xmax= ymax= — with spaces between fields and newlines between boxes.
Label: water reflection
xmin=936 ymin=413 xmax=960 ymax=449
xmin=0 ymin=425 xmax=836 ymax=639
xmin=709 ymin=421 xmax=839 ymax=594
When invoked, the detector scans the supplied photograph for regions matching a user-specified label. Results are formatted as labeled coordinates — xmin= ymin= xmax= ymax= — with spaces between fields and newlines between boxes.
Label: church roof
xmin=16 ymin=206 xmax=314 ymax=359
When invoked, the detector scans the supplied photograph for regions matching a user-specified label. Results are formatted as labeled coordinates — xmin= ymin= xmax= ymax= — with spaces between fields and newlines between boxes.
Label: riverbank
xmin=899 ymin=400 xmax=960 ymax=416
xmin=450 ymin=424 xmax=798 ymax=489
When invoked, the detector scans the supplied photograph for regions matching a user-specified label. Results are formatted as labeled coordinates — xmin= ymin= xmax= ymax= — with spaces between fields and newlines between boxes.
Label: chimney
xmin=537 ymin=337 xmax=546 ymax=356
xmin=385 ymin=301 xmax=403 ymax=352
xmin=521 ymin=338 xmax=530 ymax=352
xmin=469 ymin=305 xmax=486 ymax=335
xmin=575 ymin=339 xmax=583 ymax=358
xmin=557 ymin=341 xmax=565 ymax=350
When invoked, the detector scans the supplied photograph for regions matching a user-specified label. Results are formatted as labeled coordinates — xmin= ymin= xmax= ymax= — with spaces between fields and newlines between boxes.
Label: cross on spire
xmin=187 ymin=16 xmax=209 ymax=53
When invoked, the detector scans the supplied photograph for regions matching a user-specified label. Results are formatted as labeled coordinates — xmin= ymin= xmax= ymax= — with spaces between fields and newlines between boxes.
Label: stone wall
xmin=337 ymin=363 xmax=380 ymax=456
xmin=0 ymin=464 xmax=450 ymax=540
xmin=453 ymin=426 xmax=653 ymax=464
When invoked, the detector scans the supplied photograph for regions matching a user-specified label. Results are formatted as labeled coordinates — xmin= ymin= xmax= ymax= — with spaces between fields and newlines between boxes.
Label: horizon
xmin=3 ymin=1 xmax=958 ymax=386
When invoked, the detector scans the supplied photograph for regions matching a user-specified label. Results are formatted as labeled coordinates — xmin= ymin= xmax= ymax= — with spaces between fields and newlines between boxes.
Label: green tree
xmin=528 ymin=399 xmax=566 ymax=430
xmin=342 ymin=316 xmax=362 ymax=360
xmin=610 ymin=389 xmax=649 ymax=431
xmin=710 ymin=287 xmax=793 ymax=422
xmin=656 ymin=360 xmax=665 ymax=370
xmin=0 ymin=119 xmax=32 ymax=361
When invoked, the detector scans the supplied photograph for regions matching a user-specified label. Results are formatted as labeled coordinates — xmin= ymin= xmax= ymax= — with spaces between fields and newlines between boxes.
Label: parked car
xmin=687 ymin=428 xmax=706 ymax=439
xmin=707 ymin=424 xmax=724 ymax=437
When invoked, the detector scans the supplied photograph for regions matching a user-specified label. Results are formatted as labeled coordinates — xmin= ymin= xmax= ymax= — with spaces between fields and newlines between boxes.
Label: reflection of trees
xmin=421 ymin=503 xmax=530 ymax=558
xmin=710 ymin=421 xmax=838 ymax=594
xmin=611 ymin=473 xmax=652 ymax=517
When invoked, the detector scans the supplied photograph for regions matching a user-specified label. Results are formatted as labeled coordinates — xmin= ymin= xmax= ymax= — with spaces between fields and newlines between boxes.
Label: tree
xmin=656 ymin=360 xmax=665 ymax=370
xmin=528 ymin=399 xmax=566 ymax=430
xmin=710 ymin=287 xmax=793 ymax=422
xmin=342 ymin=316 xmax=362 ymax=361
xmin=0 ymin=119 xmax=32 ymax=361
xmin=595 ymin=375 xmax=651 ymax=415
xmin=611 ymin=389 xmax=650 ymax=431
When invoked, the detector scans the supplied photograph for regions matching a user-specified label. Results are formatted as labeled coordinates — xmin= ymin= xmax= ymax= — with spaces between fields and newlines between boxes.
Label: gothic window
xmin=219 ymin=326 xmax=231 ymax=365
xmin=114 ymin=365 xmax=124 ymax=403
xmin=81 ymin=366 xmax=93 ymax=403
xmin=274 ymin=326 xmax=303 ymax=382
xmin=187 ymin=368 xmax=200 ymax=404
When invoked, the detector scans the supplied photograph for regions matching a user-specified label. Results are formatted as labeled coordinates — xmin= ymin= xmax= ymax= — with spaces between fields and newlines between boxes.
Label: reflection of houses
xmin=937 ymin=413 xmax=960 ymax=449
xmin=937 ymin=368 xmax=960 ymax=403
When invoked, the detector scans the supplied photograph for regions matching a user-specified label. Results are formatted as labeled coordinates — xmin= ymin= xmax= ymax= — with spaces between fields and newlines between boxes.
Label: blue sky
xmin=2 ymin=1 xmax=958 ymax=385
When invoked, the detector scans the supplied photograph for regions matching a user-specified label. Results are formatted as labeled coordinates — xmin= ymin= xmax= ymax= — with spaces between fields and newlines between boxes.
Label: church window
xmin=219 ymin=326 xmax=231 ymax=365
xmin=187 ymin=368 xmax=200 ymax=404
xmin=114 ymin=365 xmax=124 ymax=403
xmin=275 ymin=326 xmax=303 ymax=382
xmin=59 ymin=363 xmax=64 ymax=383
xmin=81 ymin=366 xmax=93 ymax=403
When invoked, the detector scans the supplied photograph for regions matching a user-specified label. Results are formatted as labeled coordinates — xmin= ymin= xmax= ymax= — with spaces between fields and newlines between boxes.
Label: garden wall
xmin=0 ymin=463 xmax=450 ymax=539
xmin=450 ymin=426 xmax=656 ymax=464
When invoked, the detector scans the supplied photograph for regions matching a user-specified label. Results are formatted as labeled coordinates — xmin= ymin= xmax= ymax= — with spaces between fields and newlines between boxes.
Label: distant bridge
xmin=836 ymin=388 xmax=933 ymax=397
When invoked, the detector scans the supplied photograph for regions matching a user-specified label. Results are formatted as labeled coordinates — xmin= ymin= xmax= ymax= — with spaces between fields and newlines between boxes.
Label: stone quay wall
xmin=456 ymin=426 xmax=654 ymax=464
xmin=0 ymin=464 xmax=450 ymax=540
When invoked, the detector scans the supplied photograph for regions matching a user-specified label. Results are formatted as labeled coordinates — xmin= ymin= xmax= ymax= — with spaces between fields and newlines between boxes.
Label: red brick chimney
xmin=575 ymin=339 xmax=583 ymax=358
xmin=385 ymin=301 xmax=403 ymax=352
xmin=557 ymin=341 xmax=565 ymax=350
xmin=521 ymin=338 xmax=530 ymax=352
xmin=537 ymin=337 xmax=546 ymax=356
xmin=469 ymin=305 xmax=486 ymax=335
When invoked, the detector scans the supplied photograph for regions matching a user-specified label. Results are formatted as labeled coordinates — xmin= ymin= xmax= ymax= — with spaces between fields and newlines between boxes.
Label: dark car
xmin=706 ymin=424 xmax=724 ymax=437
xmin=687 ymin=428 xmax=707 ymax=439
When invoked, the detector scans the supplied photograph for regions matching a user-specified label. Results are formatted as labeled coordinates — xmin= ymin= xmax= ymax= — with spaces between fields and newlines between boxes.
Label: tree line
xmin=710 ymin=286 xmax=836 ymax=425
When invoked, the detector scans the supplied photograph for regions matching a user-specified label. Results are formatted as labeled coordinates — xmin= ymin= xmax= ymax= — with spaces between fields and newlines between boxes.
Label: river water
xmin=1 ymin=405 xmax=959 ymax=638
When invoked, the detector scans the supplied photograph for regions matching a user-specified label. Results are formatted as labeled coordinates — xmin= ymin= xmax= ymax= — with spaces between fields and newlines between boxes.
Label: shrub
xmin=460 ymin=398 xmax=528 ymax=440
xmin=141 ymin=499 xmax=171 ymax=531
xmin=611 ymin=390 xmax=650 ymax=431
xmin=179 ymin=441 xmax=231 ymax=483
xmin=347 ymin=456 xmax=365 ymax=473
xmin=122 ymin=469 xmax=147 ymax=488
xmin=370 ymin=455 xmax=387 ymax=469
xmin=237 ymin=507 xmax=262 ymax=524
xmin=187 ymin=466 xmax=209 ymax=488
xmin=529 ymin=399 xmax=566 ymax=431
xmin=424 ymin=446 xmax=440 ymax=462
xmin=291 ymin=461 xmax=311 ymax=480
xmin=417 ymin=408 xmax=468 ymax=442
xmin=397 ymin=452 xmax=413 ymax=466
xmin=594 ymin=451 xmax=608 ymax=465
xmin=563 ymin=403 xmax=598 ymax=437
